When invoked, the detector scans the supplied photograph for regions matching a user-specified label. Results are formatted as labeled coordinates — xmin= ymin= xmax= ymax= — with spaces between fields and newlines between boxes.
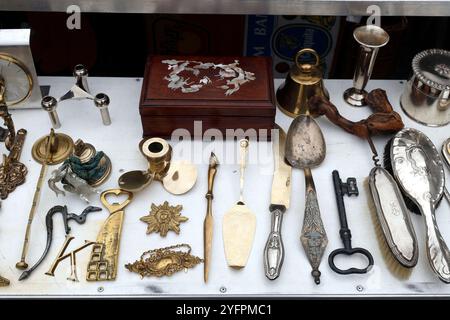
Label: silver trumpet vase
xmin=343 ymin=25 xmax=389 ymax=107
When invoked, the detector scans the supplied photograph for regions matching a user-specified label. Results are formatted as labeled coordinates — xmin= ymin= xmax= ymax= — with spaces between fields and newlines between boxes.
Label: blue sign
xmin=272 ymin=24 xmax=332 ymax=61
xmin=245 ymin=15 xmax=276 ymax=56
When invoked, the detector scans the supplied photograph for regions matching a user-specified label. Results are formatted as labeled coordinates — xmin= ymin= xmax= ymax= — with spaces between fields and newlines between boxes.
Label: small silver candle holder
xmin=42 ymin=64 xmax=111 ymax=128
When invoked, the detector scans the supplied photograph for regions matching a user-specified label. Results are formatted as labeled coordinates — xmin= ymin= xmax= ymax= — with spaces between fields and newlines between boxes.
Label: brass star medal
xmin=140 ymin=201 xmax=188 ymax=236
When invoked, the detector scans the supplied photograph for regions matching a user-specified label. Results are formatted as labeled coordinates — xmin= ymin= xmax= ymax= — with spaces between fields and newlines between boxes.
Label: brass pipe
xmin=16 ymin=131 xmax=54 ymax=270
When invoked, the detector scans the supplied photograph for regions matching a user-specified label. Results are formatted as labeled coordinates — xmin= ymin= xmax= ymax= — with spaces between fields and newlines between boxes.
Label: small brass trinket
xmin=0 ymin=129 xmax=27 ymax=199
xmin=125 ymin=244 xmax=203 ymax=278
xmin=45 ymin=235 xmax=96 ymax=282
xmin=48 ymin=139 xmax=111 ymax=202
xmin=140 ymin=201 xmax=188 ymax=237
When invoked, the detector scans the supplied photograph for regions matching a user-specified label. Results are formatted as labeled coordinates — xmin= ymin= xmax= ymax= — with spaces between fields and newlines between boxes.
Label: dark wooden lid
xmin=139 ymin=55 xmax=275 ymax=117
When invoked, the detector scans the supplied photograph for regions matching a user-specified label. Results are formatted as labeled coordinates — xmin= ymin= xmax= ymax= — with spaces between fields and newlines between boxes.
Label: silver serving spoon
xmin=285 ymin=114 xmax=328 ymax=284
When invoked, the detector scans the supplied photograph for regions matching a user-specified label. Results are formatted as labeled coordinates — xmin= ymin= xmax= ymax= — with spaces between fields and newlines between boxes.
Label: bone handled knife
xmin=264 ymin=125 xmax=292 ymax=280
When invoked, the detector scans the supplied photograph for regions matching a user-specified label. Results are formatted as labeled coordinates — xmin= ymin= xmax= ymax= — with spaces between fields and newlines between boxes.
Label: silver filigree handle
xmin=300 ymin=168 xmax=328 ymax=285
xmin=264 ymin=205 xmax=285 ymax=280
xmin=422 ymin=201 xmax=450 ymax=283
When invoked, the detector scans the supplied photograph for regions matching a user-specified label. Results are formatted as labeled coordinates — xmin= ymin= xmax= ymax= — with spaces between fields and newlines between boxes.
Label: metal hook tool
xmin=19 ymin=205 xmax=101 ymax=280
xmin=328 ymin=170 xmax=374 ymax=275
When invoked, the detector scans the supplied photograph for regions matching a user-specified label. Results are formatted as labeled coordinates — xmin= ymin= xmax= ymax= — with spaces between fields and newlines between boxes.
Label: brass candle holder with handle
xmin=16 ymin=129 xmax=74 ymax=270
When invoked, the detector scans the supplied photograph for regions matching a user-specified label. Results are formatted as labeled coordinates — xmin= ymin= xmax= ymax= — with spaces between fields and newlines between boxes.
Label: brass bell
xmin=276 ymin=48 xmax=329 ymax=117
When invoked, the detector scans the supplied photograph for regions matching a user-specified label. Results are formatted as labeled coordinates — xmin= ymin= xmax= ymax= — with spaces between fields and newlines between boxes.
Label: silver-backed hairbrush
xmin=384 ymin=128 xmax=450 ymax=283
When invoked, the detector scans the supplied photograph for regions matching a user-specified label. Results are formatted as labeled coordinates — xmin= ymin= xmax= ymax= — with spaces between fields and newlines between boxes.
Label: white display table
xmin=1 ymin=77 xmax=449 ymax=297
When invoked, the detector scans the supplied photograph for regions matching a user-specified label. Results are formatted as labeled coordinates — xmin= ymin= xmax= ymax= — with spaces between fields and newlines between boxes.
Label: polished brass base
xmin=15 ymin=261 xmax=28 ymax=270
xmin=32 ymin=131 xmax=74 ymax=165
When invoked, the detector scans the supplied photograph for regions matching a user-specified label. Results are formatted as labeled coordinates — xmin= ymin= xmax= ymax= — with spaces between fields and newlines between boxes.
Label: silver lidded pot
xmin=401 ymin=49 xmax=450 ymax=127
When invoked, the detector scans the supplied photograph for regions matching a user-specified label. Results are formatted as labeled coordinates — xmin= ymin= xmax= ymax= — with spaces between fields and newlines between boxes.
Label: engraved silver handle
xmin=264 ymin=205 xmax=285 ymax=280
xmin=300 ymin=168 xmax=328 ymax=285
xmin=422 ymin=202 xmax=450 ymax=283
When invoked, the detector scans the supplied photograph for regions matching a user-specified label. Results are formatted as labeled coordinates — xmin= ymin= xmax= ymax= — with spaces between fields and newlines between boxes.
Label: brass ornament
xmin=45 ymin=235 xmax=96 ymax=282
xmin=0 ymin=129 xmax=27 ymax=199
xmin=140 ymin=201 xmax=188 ymax=237
xmin=125 ymin=244 xmax=203 ymax=278
xmin=47 ymin=139 xmax=112 ymax=202
xmin=72 ymin=139 xmax=112 ymax=187
xmin=86 ymin=189 xmax=133 ymax=281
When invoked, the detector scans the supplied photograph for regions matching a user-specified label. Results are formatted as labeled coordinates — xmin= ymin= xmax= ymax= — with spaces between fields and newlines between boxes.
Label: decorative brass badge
xmin=140 ymin=201 xmax=188 ymax=237
xmin=125 ymin=244 xmax=203 ymax=278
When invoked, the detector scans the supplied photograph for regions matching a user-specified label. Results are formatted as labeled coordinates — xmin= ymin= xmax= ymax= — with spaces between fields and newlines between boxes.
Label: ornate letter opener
xmin=223 ymin=139 xmax=256 ymax=268
xmin=86 ymin=189 xmax=133 ymax=281
xmin=204 ymin=152 xmax=219 ymax=282
xmin=16 ymin=129 xmax=74 ymax=270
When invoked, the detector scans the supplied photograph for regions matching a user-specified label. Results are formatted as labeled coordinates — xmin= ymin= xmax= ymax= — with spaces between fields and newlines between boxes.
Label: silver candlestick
xmin=343 ymin=25 xmax=389 ymax=107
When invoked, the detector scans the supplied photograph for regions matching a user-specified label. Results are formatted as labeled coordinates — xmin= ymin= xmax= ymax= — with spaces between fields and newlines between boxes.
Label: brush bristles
xmin=363 ymin=178 xmax=413 ymax=280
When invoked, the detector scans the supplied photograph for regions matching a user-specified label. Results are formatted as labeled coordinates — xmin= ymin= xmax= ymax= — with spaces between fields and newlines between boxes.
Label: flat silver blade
xmin=271 ymin=124 xmax=292 ymax=208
